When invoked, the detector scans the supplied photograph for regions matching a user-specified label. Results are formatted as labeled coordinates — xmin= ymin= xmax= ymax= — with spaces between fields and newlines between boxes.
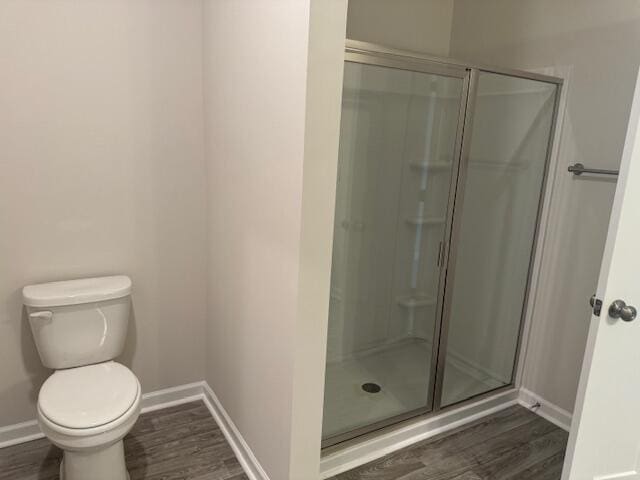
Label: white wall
xmin=203 ymin=1 xmax=346 ymax=479
xmin=203 ymin=3 xmax=307 ymax=476
xmin=1 ymin=2 xmax=347 ymax=477
xmin=0 ymin=0 xmax=207 ymax=426
xmin=450 ymin=0 xmax=640 ymax=412
xmin=290 ymin=1 xmax=348 ymax=474
xmin=346 ymin=0 xmax=453 ymax=56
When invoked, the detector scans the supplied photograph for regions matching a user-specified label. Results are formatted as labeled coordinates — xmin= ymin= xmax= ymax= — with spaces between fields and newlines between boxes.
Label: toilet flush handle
xmin=28 ymin=311 xmax=53 ymax=324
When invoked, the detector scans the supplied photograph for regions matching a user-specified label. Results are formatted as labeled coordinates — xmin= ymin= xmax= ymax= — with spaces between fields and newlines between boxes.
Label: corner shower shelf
xmin=409 ymin=161 xmax=452 ymax=172
xmin=397 ymin=294 xmax=437 ymax=309
xmin=404 ymin=216 xmax=445 ymax=226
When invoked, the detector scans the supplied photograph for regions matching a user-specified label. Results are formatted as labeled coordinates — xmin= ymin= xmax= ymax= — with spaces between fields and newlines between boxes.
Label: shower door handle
xmin=437 ymin=241 xmax=445 ymax=267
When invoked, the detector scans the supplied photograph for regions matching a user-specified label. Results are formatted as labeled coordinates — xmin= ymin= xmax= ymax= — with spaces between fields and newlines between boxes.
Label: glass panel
xmin=322 ymin=61 xmax=464 ymax=440
xmin=440 ymin=73 xmax=558 ymax=407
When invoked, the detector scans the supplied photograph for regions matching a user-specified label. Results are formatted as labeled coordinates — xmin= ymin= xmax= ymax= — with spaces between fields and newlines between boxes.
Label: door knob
xmin=608 ymin=299 xmax=637 ymax=322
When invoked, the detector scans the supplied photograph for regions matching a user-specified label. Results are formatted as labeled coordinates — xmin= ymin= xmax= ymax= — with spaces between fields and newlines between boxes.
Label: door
xmin=322 ymin=53 xmax=469 ymax=445
xmin=437 ymin=72 xmax=560 ymax=408
xmin=562 ymin=69 xmax=640 ymax=479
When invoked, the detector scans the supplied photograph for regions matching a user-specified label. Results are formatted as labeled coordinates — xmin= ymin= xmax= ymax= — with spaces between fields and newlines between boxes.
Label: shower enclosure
xmin=322 ymin=41 xmax=561 ymax=446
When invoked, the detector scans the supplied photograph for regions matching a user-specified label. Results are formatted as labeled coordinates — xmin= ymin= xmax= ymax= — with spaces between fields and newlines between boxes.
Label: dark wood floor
xmin=0 ymin=402 xmax=567 ymax=480
xmin=0 ymin=401 xmax=248 ymax=480
xmin=329 ymin=405 xmax=568 ymax=480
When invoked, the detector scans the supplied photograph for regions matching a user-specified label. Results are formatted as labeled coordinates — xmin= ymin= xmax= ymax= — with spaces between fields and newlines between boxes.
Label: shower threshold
xmin=320 ymin=384 xmax=520 ymax=478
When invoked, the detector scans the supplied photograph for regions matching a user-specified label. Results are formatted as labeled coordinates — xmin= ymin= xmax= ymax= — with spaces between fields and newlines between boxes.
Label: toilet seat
xmin=38 ymin=361 xmax=139 ymax=430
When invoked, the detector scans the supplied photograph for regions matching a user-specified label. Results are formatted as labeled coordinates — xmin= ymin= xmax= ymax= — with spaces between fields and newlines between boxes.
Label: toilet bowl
xmin=37 ymin=362 xmax=141 ymax=480
xmin=23 ymin=275 xmax=139 ymax=480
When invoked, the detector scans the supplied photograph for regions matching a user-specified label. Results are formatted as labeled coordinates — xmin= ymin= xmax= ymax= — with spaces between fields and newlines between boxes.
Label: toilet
xmin=23 ymin=275 xmax=140 ymax=480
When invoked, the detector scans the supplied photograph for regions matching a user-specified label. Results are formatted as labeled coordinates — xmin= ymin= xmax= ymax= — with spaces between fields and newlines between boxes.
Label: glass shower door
xmin=322 ymin=57 xmax=467 ymax=444
xmin=438 ymin=72 xmax=559 ymax=407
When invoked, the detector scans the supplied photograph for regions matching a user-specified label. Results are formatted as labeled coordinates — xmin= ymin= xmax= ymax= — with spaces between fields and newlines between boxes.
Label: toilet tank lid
xmin=23 ymin=275 xmax=132 ymax=307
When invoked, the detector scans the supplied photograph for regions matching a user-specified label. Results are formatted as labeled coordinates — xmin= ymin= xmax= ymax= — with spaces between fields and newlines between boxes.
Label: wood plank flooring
xmin=0 ymin=403 xmax=567 ymax=480
xmin=329 ymin=406 xmax=568 ymax=480
xmin=0 ymin=401 xmax=247 ymax=480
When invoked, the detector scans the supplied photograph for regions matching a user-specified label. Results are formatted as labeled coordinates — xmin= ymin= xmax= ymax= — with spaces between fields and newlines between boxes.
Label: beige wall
xmin=203 ymin=1 xmax=346 ymax=478
xmin=289 ymin=1 xmax=347 ymax=475
xmin=7 ymin=0 xmax=628 ymax=473
xmin=346 ymin=0 xmax=453 ymax=55
xmin=450 ymin=0 xmax=640 ymax=412
xmin=1 ymin=2 xmax=347 ymax=477
xmin=203 ymin=2 xmax=306 ymax=475
xmin=0 ymin=0 xmax=207 ymax=426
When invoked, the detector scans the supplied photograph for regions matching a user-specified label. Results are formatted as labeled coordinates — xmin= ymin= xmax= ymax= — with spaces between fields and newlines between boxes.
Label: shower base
xmin=322 ymin=338 xmax=502 ymax=440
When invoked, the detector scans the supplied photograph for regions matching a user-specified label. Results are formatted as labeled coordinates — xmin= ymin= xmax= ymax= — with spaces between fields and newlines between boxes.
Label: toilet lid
xmin=39 ymin=362 xmax=139 ymax=429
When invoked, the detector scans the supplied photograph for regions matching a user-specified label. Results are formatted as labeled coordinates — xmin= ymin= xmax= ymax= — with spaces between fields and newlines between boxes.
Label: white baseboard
xmin=0 ymin=380 xmax=269 ymax=480
xmin=0 ymin=419 xmax=43 ymax=450
xmin=140 ymin=381 xmax=205 ymax=413
xmin=518 ymin=387 xmax=572 ymax=432
xmin=201 ymin=383 xmax=270 ymax=480
xmin=319 ymin=388 xmax=519 ymax=479
xmin=0 ymin=381 xmax=205 ymax=449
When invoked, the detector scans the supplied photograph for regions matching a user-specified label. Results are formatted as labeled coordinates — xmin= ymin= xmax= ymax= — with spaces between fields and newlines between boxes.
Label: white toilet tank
xmin=23 ymin=275 xmax=132 ymax=370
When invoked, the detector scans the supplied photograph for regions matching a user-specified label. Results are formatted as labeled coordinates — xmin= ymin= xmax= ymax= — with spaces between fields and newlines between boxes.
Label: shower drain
xmin=361 ymin=382 xmax=382 ymax=394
